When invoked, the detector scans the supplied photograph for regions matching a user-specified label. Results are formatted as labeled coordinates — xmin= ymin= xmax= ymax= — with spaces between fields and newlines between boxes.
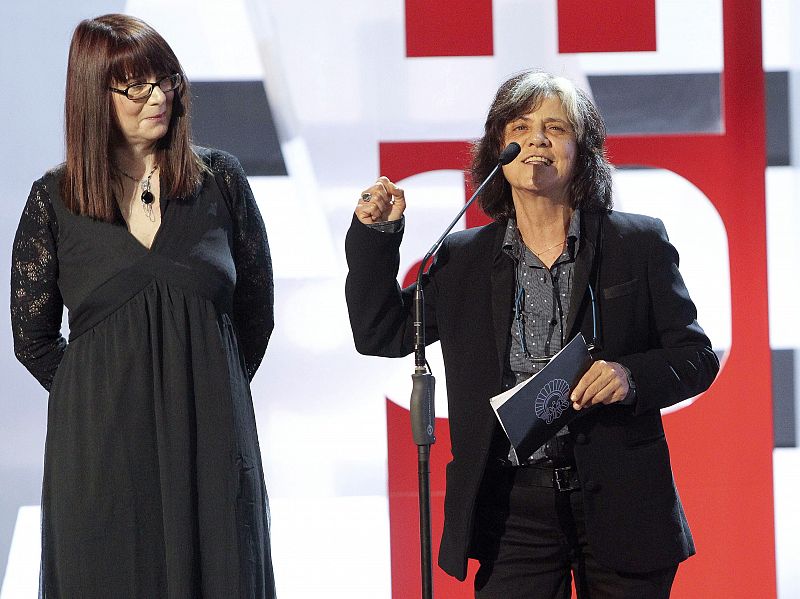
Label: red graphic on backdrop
xmin=557 ymin=0 xmax=656 ymax=53
xmin=385 ymin=0 xmax=774 ymax=598
xmin=404 ymin=0 xmax=655 ymax=58
xmin=405 ymin=0 xmax=493 ymax=57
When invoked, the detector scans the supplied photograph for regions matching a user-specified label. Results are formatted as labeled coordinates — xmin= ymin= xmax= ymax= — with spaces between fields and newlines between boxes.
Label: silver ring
xmin=360 ymin=192 xmax=372 ymax=202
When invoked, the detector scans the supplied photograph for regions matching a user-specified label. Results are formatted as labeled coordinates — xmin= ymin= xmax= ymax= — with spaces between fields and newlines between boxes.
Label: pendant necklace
xmin=116 ymin=164 xmax=158 ymax=222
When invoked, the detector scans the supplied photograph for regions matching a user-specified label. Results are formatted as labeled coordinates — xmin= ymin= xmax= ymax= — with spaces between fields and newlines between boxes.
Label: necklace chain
xmin=116 ymin=164 xmax=157 ymax=190
xmin=531 ymin=238 xmax=566 ymax=257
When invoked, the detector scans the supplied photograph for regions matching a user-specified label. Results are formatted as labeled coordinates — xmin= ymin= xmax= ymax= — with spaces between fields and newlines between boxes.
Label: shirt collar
xmin=502 ymin=209 xmax=582 ymax=261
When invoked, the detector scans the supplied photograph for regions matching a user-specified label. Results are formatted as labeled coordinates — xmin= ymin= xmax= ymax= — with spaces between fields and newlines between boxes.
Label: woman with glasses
xmin=11 ymin=14 xmax=275 ymax=598
xmin=346 ymin=71 xmax=719 ymax=598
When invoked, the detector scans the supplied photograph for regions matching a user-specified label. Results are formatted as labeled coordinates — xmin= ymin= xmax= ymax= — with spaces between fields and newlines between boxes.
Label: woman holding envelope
xmin=345 ymin=71 xmax=718 ymax=598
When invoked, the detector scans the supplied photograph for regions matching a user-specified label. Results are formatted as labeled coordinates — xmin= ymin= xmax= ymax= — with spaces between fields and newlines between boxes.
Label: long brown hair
xmin=472 ymin=71 xmax=613 ymax=221
xmin=62 ymin=14 xmax=205 ymax=221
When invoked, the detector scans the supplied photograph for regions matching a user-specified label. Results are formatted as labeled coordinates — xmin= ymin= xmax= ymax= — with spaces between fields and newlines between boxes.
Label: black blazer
xmin=345 ymin=210 xmax=719 ymax=580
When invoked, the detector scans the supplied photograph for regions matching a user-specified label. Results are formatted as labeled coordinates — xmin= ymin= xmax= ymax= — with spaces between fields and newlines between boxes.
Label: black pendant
xmin=141 ymin=190 xmax=155 ymax=205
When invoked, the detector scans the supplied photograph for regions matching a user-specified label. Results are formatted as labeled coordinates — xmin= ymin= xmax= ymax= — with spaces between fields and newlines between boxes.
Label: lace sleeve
xmin=11 ymin=179 xmax=66 ymax=391
xmin=216 ymin=153 xmax=274 ymax=380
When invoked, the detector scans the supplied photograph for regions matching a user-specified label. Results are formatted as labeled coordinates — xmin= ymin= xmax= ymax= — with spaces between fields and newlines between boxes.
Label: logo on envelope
xmin=535 ymin=379 xmax=571 ymax=424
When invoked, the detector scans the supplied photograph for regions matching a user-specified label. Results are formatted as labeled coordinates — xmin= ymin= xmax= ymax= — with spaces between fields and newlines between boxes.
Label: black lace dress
xmin=11 ymin=148 xmax=276 ymax=598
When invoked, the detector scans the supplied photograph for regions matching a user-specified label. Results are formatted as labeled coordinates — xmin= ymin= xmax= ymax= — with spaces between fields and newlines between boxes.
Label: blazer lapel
xmin=564 ymin=211 xmax=600 ymax=338
xmin=490 ymin=223 xmax=515 ymax=375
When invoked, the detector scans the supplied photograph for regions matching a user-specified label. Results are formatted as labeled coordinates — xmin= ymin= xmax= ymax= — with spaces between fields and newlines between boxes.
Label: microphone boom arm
xmin=407 ymin=142 xmax=519 ymax=599
xmin=413 ymin=142 xmax=520 ymax=370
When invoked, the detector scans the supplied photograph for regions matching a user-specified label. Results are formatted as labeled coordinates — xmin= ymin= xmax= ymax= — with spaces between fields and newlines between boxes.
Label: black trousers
xmin=471 ymin=467 xmax=678 ymax=599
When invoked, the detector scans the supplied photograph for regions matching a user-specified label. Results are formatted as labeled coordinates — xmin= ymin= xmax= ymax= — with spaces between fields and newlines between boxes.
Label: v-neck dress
xmin=11 ymin=148 xmax=276 ymax=598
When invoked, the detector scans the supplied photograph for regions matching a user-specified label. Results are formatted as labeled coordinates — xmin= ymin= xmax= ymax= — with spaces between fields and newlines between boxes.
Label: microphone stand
xmin=409 ymin=142 xmax=520 ymax=599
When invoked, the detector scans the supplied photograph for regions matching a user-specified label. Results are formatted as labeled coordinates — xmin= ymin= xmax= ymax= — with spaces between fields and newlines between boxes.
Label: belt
xmin=490 ymin=463 xmax=581 ymax=492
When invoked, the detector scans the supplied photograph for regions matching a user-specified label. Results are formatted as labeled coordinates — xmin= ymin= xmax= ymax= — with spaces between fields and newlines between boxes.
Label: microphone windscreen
xmin=498 ymin=142 xmax=521 ymax=165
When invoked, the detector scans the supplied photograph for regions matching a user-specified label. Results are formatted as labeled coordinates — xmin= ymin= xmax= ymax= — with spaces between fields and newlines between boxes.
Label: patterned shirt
xmin=502 ymin=210 xmax=581 ymax=464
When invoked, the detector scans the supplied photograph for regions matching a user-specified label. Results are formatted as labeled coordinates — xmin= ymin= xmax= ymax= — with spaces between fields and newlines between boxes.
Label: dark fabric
xmin=365 ymin=215 xmax=405 ymax=234
xmin=345 ymin=210 xmax=719 ymax=581
xmin=473 ymin=469 xmax=678 ymax=599
xmin=11 ymin=148 xmax=276 ymax=598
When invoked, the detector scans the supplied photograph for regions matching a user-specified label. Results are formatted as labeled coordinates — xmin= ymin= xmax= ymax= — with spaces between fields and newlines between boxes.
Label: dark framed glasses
xmin=109 ymin=73 xmax=182 ymax=100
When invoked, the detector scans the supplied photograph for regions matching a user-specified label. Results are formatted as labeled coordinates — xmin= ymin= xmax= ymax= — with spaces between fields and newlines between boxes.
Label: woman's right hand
xmin=355 ymin=176 xmax=406 ymax=225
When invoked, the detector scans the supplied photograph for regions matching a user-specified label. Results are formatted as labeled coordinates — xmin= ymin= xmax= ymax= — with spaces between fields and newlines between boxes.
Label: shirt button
xmin=550 ymin=318 xmax=558 ymax=326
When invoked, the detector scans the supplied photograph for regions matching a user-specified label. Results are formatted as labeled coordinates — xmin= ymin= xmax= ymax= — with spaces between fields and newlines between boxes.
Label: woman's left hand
xmin=570 ymin=361 xmax=630 ymax=410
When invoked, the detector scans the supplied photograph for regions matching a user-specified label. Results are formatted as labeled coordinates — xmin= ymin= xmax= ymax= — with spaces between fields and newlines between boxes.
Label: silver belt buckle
xmin=553 ymin=466 xmax=576 ymax=492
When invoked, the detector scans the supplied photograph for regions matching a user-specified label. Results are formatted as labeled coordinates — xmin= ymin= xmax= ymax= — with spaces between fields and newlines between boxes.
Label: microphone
xmin=498 ymin=141 xmax=522 ymax=165
xmin=408 ymin=141 xmax=520 ymax=599
xmin=412 ymin=141 xmax=521 ymax=369
xmin=410 ymin=140 xmax=520 ymax=439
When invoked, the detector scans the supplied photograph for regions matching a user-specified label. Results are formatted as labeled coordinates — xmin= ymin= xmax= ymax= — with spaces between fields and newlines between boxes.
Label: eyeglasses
xmin=514 ymin=278 xmax=600 ymax=365
xmin=109 ymin=73 xmax=182 ymax=100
